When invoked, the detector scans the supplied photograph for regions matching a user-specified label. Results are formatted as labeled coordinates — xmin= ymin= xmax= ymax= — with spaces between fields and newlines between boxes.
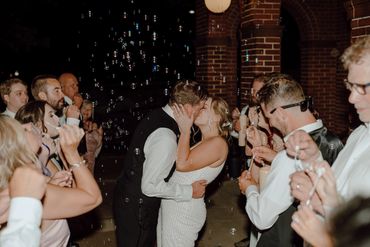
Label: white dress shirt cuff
xmin=246 ymin=185 xmax=259 ymax=196
xmin=66 ymin=118 xmax=80 ymax=126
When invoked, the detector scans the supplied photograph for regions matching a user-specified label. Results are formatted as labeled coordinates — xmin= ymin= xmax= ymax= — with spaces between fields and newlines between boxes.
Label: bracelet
xmin=69 ymin=159 xmax=87 ymax=170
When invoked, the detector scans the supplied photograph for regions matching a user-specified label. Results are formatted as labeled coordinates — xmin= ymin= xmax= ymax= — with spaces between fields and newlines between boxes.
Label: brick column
xmin=240 ymin=0 xmax=281 ymax=107
xmin=195 ymin=0 xmax=240 ymax=109
xmin=345 ymin=0 xmax=370 ymax=39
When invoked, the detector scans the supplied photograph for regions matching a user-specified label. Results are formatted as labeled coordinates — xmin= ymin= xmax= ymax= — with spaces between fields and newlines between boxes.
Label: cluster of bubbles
xmin=68 ymin=2 xmax=253 ymax=246
xmin=71 ymin=0 xmax=196 ymax=153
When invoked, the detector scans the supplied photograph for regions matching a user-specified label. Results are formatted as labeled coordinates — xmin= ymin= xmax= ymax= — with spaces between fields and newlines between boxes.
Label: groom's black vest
xmin=116 ymin=107 xmax=179 ymax=217
xmin=256 ymin=126 xmax=343 ymax=247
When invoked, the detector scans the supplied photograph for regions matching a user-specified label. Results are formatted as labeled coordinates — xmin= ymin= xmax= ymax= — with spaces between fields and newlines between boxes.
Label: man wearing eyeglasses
xmin=238 ymin=74 xmax=343 ymax=247
xmin=286 ymin=36 xmax=370 ymax=230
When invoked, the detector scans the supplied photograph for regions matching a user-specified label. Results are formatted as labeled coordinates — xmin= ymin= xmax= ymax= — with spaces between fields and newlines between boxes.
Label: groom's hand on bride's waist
xmin=191 ymin=180 xmax=207 ymax=198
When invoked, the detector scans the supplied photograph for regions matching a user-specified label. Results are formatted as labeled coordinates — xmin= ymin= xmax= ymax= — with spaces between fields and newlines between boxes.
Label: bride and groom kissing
xmin=113 ymin=80 xmax=231 ymax=247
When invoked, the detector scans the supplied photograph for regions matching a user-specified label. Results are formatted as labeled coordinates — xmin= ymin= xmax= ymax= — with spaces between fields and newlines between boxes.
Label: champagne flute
xmin=306 ymin=167 xmax=325 ymax=206
xmin=294 ymin=146 xmax=304 ymax=171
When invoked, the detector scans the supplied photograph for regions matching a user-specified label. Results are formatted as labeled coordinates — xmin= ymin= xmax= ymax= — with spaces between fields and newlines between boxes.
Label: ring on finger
xmin=292 ymin=214 xmax=300 ymax=224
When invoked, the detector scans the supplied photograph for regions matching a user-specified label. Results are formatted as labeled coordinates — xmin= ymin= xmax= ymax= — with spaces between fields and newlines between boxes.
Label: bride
xmin=157 ymin=97 xmax=231 ymax=246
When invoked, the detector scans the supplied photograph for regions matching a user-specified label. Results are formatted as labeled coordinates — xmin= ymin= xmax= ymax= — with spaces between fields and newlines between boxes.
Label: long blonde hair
xmin=211 ymin=97 xmax=232 ymax=139
xmin=0 ymin=115 xmax=38 ymax=190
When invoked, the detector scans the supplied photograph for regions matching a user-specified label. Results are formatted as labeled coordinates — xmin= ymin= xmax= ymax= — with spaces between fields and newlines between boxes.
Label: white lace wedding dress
xmin=157 ymin=163 xmax=225 ymax=247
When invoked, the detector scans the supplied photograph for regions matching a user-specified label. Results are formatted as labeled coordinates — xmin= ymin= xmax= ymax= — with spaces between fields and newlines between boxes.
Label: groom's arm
xmin=141 ymin=128 xmax=192 ymax=202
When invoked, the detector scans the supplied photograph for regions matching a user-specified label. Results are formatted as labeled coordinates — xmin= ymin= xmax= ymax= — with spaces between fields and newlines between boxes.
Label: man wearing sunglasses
xmin=238 ymin=74 xmax=343 ymax=247
xmin=285 ymin=37 xmax=370 ymax=241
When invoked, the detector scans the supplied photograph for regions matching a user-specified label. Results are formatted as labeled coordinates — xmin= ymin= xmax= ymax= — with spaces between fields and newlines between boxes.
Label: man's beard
xmin=51 ymin=99 xmax=65 ymax=116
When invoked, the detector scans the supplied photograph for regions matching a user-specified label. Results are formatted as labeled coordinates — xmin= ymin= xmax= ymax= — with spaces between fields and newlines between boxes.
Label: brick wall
xmin=346 ymin=0 xmax=370 ymax=39
xmin=240 ymin=0 xmax=281 ymax=107
xmin=195 ymin=0 xmax=240 ymax=110
xmin=194 ymin=0 xmax=369 ymax=137
xmin=281 ymin=0 xmax=350 ymax=136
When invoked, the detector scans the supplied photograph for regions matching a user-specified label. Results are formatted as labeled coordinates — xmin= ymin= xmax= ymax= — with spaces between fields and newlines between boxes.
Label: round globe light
xmin=204 ymin=0 xmax=232 ymax=13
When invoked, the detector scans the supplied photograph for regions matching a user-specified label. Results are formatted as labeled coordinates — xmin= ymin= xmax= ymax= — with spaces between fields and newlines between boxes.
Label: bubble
xmin=152 ymin=64 xmax=158 ymax=72
xmin=229 ymin=227 xmax=237 ymax=235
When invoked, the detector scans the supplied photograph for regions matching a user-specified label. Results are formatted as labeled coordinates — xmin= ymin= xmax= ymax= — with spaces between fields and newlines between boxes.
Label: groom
xmin=113 ymin=80 xmax=208 ymax=247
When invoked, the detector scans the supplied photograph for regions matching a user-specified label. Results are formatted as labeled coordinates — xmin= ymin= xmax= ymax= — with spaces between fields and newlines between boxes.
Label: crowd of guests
xmin=0 ymin=73 xmax=103 ymax=246
xmin=233 ymin=35 xmax=370 ymax=247
xmin=1 ymin=35 xmax=370 ymax=247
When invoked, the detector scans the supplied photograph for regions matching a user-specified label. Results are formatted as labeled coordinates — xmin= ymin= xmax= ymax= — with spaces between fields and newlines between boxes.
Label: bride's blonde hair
xmin=211 ymin=97 xmax=232 ymax=139
xmin=0 ymin=115 xmax=38 ymax=190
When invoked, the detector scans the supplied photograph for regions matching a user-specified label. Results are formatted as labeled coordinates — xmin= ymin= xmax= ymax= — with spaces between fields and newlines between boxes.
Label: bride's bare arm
xmin=41 ymin=125 xmax=102 ymax=219
xmin=173 ymin=104 xmax=192 ymax=171
xmin=173 ymin=104 xmax=228 ymax=172
xmin=177 ymin=137 xmax=228 ymax=172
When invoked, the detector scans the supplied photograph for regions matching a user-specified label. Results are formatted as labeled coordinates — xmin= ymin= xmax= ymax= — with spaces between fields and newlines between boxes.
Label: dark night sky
xmin=0 ymin=0 xmax=195 ymax=81
xmin=0 ymin=0 xmax=197 ymax=149
xmin=0 ymin=0 xmax=81 ymax=78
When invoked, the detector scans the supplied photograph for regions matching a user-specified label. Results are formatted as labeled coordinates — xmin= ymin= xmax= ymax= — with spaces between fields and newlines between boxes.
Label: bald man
xmin=59 ymin=73 xmax=83 ymax=109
